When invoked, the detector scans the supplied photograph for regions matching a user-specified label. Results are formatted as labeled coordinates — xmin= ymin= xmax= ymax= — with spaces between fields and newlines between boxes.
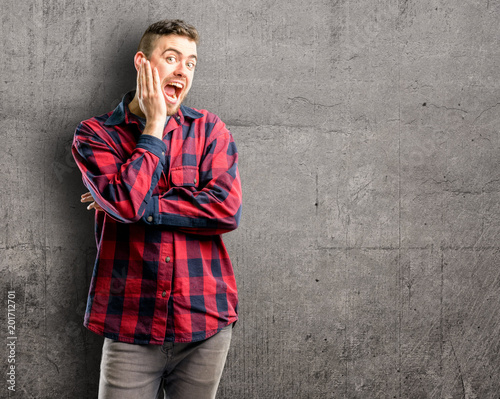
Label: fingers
xmin=140 ymin=59 xmax=147 ymax=98
xmin=153 ymin=66 xmax=161 ymax=92
xmin=138 ymin=59 xmax=156 ymax=100
xmin=87 ymin=201 xmax=103 ymax=211
xmin=136 ymin=60 xmax=142 ymax=98
xmin=81 ymin=192 xmax=103 ymax=211
xmin=80 ymin=192 xmax=94 ymax=203
xmin=136 ymin=58 xmax=167 ymax=126
xmin=145 ymin=60 xmax=154 ymax=95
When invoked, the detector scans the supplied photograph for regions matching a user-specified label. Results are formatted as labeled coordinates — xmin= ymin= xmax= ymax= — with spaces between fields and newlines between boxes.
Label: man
xmin=72 ymin=19 xmax=242 ymax=399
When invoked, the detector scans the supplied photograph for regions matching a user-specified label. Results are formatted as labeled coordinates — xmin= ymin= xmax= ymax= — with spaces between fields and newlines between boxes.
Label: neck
xmin=128 ymin=95 xmax=146 ymax=118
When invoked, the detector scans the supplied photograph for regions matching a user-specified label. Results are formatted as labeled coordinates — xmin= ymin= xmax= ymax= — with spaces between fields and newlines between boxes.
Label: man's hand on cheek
xmin=137 ymin=59 xmax=167 ymax=139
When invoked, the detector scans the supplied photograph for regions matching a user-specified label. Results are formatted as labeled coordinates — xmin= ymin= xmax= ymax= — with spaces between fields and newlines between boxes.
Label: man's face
xmin=145 ymin=34 xmax=198 ymax=116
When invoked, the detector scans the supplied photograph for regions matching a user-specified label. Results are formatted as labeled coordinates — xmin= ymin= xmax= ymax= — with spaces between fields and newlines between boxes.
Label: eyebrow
xmin=161 ymin=47 xmax=198 ymax=61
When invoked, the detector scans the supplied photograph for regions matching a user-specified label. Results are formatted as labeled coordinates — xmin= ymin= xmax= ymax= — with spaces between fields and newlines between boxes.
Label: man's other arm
xmin=143 ymin=119 xmax=242 ymax=236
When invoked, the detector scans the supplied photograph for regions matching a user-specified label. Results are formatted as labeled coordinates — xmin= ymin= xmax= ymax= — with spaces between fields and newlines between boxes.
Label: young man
xmin=72 ymin=20 xmax=242 ymax=399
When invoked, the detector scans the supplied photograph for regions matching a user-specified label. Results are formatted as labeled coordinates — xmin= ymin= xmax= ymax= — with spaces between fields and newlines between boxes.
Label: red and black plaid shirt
xmin=72 ymin=92 xmax=242 ymax=344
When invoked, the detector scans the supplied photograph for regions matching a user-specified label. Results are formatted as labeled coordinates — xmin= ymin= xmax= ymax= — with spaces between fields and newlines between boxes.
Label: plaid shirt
xmin=72 ymin=91 xmax=242 ymax=344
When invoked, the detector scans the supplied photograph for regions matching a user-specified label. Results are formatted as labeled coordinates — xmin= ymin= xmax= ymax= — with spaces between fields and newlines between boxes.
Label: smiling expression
xmin=138 ymin=34 xmax=198 ymax=116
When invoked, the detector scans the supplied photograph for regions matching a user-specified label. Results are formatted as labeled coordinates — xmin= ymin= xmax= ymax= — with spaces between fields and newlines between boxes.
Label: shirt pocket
xmin=170 ymin=166 xmax=199 ymax=190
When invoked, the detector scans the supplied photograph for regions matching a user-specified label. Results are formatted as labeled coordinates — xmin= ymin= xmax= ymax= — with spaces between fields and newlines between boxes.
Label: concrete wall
xmin=2 ymin=0 xmax=500 ymax=397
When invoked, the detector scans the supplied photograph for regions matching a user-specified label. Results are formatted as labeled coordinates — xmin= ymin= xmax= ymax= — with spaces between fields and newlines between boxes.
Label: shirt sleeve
xmin=141 ymin=121 xmax=242 ymax=236
xmin=72 ymin=121 xmax=166 ymax=223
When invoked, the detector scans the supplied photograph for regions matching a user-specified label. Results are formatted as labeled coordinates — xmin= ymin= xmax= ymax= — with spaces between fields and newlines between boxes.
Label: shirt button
xmin=147 ymin=216 xmax=153 ymax=222
xmin=194 ymin=178 xmax=197 ymax=184
xmin=165 ymin=256 xmax=171 ymax=262
xmin=162 ymin=291 xmax=167 ymax=297
xmin=161 ymin=151 xmax=165 ymax=156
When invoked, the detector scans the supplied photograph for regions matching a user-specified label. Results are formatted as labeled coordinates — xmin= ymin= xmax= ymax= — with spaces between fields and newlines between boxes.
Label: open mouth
xmin=164 ymin=82 xmax=184 ymax=104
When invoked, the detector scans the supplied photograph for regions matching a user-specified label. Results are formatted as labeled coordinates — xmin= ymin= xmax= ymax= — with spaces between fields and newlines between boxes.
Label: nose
xmin=174 ymin=61 xmax=188 ymax=77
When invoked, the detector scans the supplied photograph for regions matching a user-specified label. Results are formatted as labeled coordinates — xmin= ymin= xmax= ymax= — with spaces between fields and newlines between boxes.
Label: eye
xmin=187 ymin=61 xmax=196 ymax=70
xmin=166 ymin=56 xmax=176 ymax=63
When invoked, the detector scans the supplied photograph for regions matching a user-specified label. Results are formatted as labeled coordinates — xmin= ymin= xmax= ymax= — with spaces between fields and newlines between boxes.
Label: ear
xmin=133 ymin=52 xmax=147 ymax=72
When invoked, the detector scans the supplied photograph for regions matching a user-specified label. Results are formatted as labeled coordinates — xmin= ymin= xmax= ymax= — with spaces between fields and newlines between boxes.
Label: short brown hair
xmin=138 ymin=19 xmax=199 ymax=58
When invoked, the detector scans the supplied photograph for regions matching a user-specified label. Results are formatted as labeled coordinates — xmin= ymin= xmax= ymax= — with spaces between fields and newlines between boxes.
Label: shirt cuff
xmin=142 ymin=195 xmax=159 ymax=225
xmin=136 ymin=134 xmax=167 ymax=160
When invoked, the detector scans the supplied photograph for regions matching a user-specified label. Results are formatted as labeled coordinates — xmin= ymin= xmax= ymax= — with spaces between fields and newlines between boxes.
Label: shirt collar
xmin=104 ymin=91 xmax=204 ymax=126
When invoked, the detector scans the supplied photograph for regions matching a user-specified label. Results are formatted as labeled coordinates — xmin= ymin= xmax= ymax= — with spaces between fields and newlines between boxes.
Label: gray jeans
xmin=98 ymin=324 xmax=233 ymax=399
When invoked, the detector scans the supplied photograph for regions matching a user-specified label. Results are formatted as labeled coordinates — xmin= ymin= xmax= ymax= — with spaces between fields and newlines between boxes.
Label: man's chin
xmin=164 ymin=92 xmax=188 ymax=116
xmin=166 ymin=103 xmax=182 ymax=116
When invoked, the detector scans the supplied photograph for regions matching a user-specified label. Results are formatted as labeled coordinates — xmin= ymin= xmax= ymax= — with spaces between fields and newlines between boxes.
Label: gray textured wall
xmin=2 ymin=0 xmax=500 ymax=398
